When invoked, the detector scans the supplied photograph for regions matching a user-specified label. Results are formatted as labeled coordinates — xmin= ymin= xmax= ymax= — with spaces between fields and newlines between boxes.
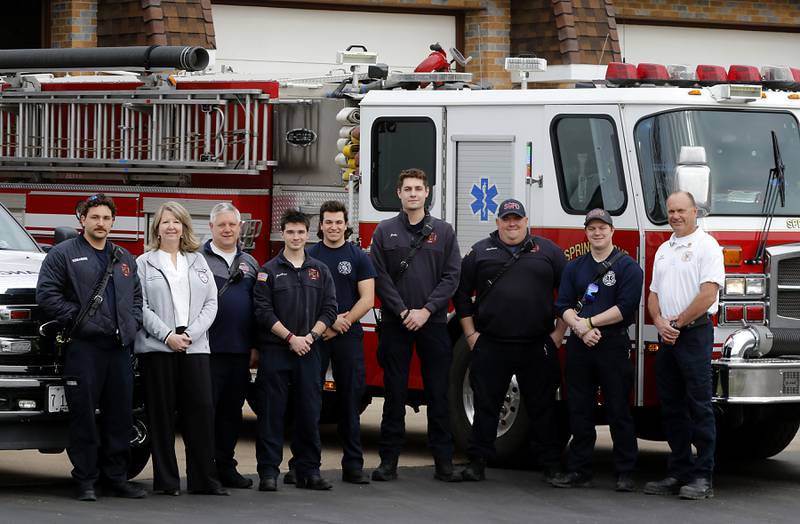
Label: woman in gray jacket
xmin=136 ymin=201 xmax=227 ymax=496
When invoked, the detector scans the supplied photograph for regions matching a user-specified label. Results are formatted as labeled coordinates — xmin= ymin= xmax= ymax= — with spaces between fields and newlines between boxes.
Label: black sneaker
xmin=615 ymin=473 xmax=635 ymax=492
xmin=643 ymin=476 xmax=683 ymax=496
xmin=461 ymin=458 xmax=486 ymax=482
xmin=679 ymin=478 xmax=713 ymax=500
xmin=550 ymin=471 xmax=593 ymax=488
xmin=371 ymin=459 xmax=398 ymax=482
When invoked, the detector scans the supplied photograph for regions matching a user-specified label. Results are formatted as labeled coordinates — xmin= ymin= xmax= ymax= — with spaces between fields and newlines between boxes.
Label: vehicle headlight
xmin=745 ymin=276 xmax=766 ymax=296
xmin=725 ymin=277 xmax=745 ymax=296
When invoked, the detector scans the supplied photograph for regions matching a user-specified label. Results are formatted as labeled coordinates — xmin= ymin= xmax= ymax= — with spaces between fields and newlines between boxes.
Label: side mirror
xmin=674 ymin=146 xmax=711 ymax=217
xmin=54 ymin=226 xmax=79 ymax=245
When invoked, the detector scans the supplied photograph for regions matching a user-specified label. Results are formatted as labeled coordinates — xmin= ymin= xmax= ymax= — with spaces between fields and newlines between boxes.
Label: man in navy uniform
xmin=202 ymin=202 xmax=260 ymax=489
xmin=453 ymin=198 xmax=567 ymax=482
xmin=644 ymin=191 xmax=724 ymax=500
xmin=37 ymin=194 xmax=146 ymax=501
xmin=551 ymin=208 xmax=642 ymax=491
xmin=253 ymin=209 xmax=337 ymax=492
xmin=370 ymin=168 xmax=462 ymax=482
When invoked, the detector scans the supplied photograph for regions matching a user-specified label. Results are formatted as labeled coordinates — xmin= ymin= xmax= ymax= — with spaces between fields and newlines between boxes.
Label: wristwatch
xmin=669 ymin=320 xmax=679 ymax=330
xmin=310 ymin=331 xmax=321 ymax=342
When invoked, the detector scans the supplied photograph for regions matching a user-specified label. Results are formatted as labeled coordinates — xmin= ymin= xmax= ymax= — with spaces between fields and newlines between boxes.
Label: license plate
xmin=48 ymin=386 xmax=69 ymax=413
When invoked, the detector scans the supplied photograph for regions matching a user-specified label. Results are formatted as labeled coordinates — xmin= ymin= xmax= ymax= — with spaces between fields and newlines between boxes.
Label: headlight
xmin=745 ymin=276 xmax=766 ymax=296
xmin=725 ymin=277 xmax=745 ymax=296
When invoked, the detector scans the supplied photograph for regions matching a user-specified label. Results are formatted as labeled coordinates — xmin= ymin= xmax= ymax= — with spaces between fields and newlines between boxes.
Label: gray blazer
xmin=134 ymin=250 xmax=218 ymax=354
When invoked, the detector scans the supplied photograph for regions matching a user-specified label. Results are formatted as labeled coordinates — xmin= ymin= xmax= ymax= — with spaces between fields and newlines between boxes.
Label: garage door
xmin=618 ymin=24 xmax=800 ymax=68
xmin=212 ymin=5 xmax=457 ymax=79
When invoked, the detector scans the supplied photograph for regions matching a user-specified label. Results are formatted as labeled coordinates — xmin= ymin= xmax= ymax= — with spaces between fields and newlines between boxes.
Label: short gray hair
xmin=209 ymin=202 xmax=241 ymax=223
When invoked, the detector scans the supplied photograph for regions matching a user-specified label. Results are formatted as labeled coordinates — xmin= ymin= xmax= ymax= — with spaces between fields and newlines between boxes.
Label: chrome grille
xmin=777 ymin=291 xmax=800 ymax=319
xmin=778 ymin=258 xmax=800 ymax=286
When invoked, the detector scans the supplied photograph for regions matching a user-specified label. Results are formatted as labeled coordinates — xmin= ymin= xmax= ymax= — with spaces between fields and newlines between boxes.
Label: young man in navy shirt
xmin=552 ymin=208 xmax=643 ymax=491
xmin=307 ymin=200 xmax=376 ymax=484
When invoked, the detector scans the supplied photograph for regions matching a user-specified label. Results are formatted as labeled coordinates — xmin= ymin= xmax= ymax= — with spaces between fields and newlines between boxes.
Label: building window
xmin=370 ymin=117 xmax=436 ymax=211
xmin=552 ymin=115 xmax=627 ymax=215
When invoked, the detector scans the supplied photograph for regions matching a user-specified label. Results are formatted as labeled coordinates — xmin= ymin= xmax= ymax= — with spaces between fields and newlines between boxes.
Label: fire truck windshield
xmin=635 ymin=109 xmax=800 ymax=223
xmin=0 ymin=204 xmax=39 ymax=252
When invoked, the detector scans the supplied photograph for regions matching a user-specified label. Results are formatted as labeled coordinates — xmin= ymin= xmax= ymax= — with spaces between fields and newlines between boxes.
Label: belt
xmin=681 ymin=314 xmax=712 ymax=332
xmin=600 ymin=326 xmax=629 ymax=337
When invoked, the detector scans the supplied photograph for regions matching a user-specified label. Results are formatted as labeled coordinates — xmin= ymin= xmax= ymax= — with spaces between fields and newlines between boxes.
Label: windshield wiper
xmin=750 ymin=130 xmax=786 ymax=264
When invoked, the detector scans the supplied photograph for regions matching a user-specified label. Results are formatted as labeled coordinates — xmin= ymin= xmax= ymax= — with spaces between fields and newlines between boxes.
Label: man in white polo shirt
xmin=643 ymin=191 xmax=724 ymax=500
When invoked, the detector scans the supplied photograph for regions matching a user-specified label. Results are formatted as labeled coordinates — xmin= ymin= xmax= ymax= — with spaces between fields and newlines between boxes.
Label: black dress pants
xmin=140 ymin=351 xmax=222 ymax=492
xmin=377 ymin=318 xmax=454 ymax=462
xmin=564 ymin=331 xmax=637 ymax=476
xmin=210 ymin=353 xmax=251 ymax=474
xmin=64 ymin=337 xmax=133 ymax=488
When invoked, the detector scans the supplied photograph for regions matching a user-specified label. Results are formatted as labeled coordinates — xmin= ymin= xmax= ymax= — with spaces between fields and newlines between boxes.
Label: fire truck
xmin=2 ymin=46 xmax=800 ymax=472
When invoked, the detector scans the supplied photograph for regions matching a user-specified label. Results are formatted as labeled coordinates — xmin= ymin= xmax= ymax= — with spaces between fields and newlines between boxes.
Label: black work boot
xmin=643 ymin=476 xmax=683 ymax=496
xmin=460 ymin=458 xmax=486 ymax=482
xmin=679 ymin=478 xmax=713 ymax=500
xmin=371 ymin=458 xmax=398 ymax=481
xmin=433 ymin=457 xmax=461 ymax=483
xmin=283 ymin=468 xmax=296 ymax=485
xmin=549 ymin=471 xmax=593 ymax=488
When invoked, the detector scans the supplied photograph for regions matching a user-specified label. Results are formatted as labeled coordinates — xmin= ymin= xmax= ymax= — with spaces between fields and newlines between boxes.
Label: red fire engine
xmin=2 ymin=46 xmax=800 ymax=470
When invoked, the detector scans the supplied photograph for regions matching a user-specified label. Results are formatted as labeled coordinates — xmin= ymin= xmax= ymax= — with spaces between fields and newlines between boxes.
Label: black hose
xmin=0 ymin=46 xmax=210 ymax=73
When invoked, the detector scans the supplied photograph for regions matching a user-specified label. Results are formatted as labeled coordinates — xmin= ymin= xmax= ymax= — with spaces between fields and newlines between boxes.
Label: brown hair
xmin=396 ymin=168 xmax=428 ymax=190
xmin=317 ymin=200 xmax=353 ymax=240
xmin=78 ymin=193 xmax=116 ymax=218
xmin=148 ymin=201 xmax=200 ymax=252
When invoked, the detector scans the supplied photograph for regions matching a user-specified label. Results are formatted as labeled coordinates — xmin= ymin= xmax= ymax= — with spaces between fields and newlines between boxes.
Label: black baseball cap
xmin=584 ymin=208 xmax=613 ymax=226
xmin=497 ymin=199 xmax=526 ymax=218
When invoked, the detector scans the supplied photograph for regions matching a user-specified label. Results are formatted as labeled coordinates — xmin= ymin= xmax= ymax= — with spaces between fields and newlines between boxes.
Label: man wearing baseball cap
xmin=551 ymin=208 xmax=642 ymax=491
xmin=454 ymin=198 xmax=568 ymax=481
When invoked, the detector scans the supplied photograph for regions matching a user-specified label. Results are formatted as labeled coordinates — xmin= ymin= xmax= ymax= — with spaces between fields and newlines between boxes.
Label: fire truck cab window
xmin=552 ymin=116 xmax=626 ymax=215
xmin=371 ymin=117 xmax=437 ymax=211
xmin=635 ymin=110 xmax=800 ymax=223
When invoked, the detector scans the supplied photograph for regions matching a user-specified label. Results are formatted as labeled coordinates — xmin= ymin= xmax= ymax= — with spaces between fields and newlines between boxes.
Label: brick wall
xmin=97 ymin=0 xmax=215 ymax=47
xmin=51 ymin=0 xmax=98 ymax=48
xmin=616 ymin=0 xmax=800 ymax=28
xmin=464 ymin=0 xmax=512 ymax=88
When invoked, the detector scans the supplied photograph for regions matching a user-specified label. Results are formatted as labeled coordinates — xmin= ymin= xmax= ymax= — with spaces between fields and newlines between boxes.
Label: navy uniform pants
xmin=210 ymin=353 xmax=251 ymax=475
xmin=377 ymin=319 xmax=454 ymax=462
xmin=564 ymin=330 xmax=637 ymax=476
xmin=319 ymin=331 xmax=366 ymax=472
xmin=656 ymin=323 xmax=715 ymax=481
xmin=63 ymin=337 xmax=133 ymax=489
xmin=255 ymin=344 xmax=322 ymax=480
xmin=467 ymin=335 xmax=561 ymax=468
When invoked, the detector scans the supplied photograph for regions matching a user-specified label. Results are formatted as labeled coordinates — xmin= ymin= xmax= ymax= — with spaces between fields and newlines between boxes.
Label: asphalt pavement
xmin=1 ymin=401 xmax=800 ymax=523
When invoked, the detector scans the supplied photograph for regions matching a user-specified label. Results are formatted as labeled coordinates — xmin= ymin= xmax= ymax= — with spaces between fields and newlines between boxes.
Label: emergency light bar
xmin=389 ymin=72 xmax=473 ymax=83
xmin=710 ymin=83 xmax=762 ymax=102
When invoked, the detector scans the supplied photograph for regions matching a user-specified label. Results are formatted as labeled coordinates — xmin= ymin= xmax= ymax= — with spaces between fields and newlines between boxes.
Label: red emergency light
xmin=696 ymin=64 xmax=728 ymax=85
xmin=727 ymin=65 xmax=761 ymax=84
xmin=724 ymin=305 xmax=744 ymax=323
xmin=745 ymin=304 xmax=765 ymax=322
xmin=9 ymin=309 xmax=31 ymax=320
xmin=637 ymin=63 xmax=669 ymax=85
xmin=605 ymin=62 xmax=638 ymax=86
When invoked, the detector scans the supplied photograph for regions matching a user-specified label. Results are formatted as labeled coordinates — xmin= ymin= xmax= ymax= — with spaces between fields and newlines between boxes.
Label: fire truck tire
xmin=717 ymin=417 xmax=800 ymax=461
xmin=127 ymin=415 xmax=151 ymax=479
xmin=448 ymin=336 xmax=532 ymax=465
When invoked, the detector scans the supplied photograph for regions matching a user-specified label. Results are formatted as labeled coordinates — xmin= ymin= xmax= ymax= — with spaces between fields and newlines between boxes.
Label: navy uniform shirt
xmin=307 ymin=240 xmax=377 ymax=336
xmin=453 ymin=232 xmax=567 ymax=342
xmin=253 ymin=250 xmax=338 ymax=348
xmin=555 ymin=249 xmax=644 ymax=330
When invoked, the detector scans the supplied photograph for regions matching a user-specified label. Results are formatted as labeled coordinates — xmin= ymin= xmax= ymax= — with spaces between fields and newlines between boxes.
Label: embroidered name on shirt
xmin=276 ymin=272 xmax=287 ymax=279
xmin=71 ymin=256 xmax=88 ymax=263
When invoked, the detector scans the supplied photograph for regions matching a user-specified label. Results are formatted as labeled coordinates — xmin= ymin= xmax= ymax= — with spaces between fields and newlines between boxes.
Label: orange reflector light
xmin=606 ymin=62 xmax=638 ymax=86
xmin=789 ymin=94 xmax=800 ymax=100
xmin=696 ymin=64 xmax=728 ymax=85
xmin=724 ymin=305 xmax=744 ymax=322
xmin=323 ymin=380 xmax=336 ymax=392
xmin=746 ymin=305 xmax=765 ymax=322
xmin=688 ymin=89 xmax=702 ymax=95
xmin=646 ymin=343 xmax=659 ymax=353
xmin=728 ymin=65 xmax=761 ymax=83
xmin=723 ymin=246 xmax=742 ymax=266
xmin=9 ymin=309 xmax=31 ymax=320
